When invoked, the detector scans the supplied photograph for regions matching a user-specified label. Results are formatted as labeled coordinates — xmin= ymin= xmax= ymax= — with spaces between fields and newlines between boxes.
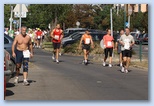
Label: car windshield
xmin=71 ymin=33 xmax=82 ymax=39
xmin=68 ymin=32 xmax=79 ymax=38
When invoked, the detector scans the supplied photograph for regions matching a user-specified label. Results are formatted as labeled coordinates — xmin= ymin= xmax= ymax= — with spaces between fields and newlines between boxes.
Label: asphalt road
xmin=5 ymin=48 xmax=148 ymax=100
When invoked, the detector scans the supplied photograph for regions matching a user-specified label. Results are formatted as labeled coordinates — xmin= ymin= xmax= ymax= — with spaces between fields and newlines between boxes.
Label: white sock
xmin=24 ymin=79 xmax=27 ymax=82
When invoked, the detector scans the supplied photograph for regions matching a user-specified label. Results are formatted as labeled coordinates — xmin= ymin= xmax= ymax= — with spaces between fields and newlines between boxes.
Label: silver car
xmin=4 ymin=49 xmax=12 ymax=83
xmin=4 ymin=34 xmax=16 ymax=75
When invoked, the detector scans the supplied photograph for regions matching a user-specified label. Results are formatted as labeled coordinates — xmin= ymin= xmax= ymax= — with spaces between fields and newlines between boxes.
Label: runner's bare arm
xmin=60 ymin=30 xmax=64 ymax=40
xmin=50 ymin=29 xmax=55 ymax=38
xmin=79 ymin=35 xmax=84 ymax=49
xmin=90 ymin=37 xmax=94 ymax=48
xmin=12 ymin=35 xmax=18 ymax=57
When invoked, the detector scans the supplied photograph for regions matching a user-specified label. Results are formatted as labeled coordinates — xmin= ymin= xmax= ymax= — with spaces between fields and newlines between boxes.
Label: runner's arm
xmin=12 ymin=35 xmax=18 ymax=55
xmin=60 ymin=30 xmax=64 ymax=40
xmin=90 ymin=36 xmax=94 ymax=48
xmin=79 ymin=35 xmax=84 ymax=48
xmin=50 ymin=29 xmax=55 ymax=38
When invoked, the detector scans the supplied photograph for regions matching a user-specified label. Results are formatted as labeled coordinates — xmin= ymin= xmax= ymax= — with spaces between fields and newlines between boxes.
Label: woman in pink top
xmin=102 ymin=29 xmax=114 ymax=67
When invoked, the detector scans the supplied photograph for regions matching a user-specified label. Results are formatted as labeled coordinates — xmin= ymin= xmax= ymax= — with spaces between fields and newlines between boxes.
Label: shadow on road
xmin=6 ymin=90 xmax=14 ymax=96
xmin=6 ymin=83 xmax=15 ymax=88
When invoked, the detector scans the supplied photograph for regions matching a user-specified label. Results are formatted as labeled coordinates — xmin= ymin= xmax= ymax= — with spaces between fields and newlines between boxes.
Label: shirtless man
xmin=12 ymin=26 xmax=33 ymax=86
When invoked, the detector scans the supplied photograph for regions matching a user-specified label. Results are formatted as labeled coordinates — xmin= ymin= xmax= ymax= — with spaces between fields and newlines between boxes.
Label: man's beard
xmin=22 ymin=33 xmax=26 ymax=37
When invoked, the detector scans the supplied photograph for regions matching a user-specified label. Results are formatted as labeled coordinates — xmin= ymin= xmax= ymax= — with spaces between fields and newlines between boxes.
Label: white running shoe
xmin=109 ymin=64 xmax=112 ymax=67
xmin=52 ymin=54 xmax=55 ymax=60
xmin=14 ymin=77 xmax=19 ymax=84
xmin=56 ymin=59 xmax=59 ymax=63
xmin=120 ymin=63 xmax=123 ymax=67
xmin=125 ymin=69 xmax=128 ymax=73
xmin=59 ymin=52 xmax=62 ymax=56
xmin=121 ymin=66 xmax=125 ymax=73
xmin=103 ymin=62 xmax=106 ymax=66
xmin=23 ymin=80 xmax=30 ymax=86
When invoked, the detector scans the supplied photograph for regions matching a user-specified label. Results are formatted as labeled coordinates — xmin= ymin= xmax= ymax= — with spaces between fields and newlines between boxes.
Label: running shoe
xmin=84 ymin=60 xmax=88 ymax=65
xmin=23 ymin=80 xmax=30 ymax=86
xmin=59 ymin=52 xmax=62 ymax=56
xmin=125 ymin=69 xmax=128 ymax=73
xmin=56 ymin=59 xmax=59 ymax=64
xmin=103 ymin=62 xmax=106 ymax=66
xmin=109 ymin=64 xmax=112 ymax=67
xmin=120 ymin=63 xmax=123 ymax=67
xmin=14 ymin=77 xmax=19 ymax=84
xmin=52 ymin=54 xmax=55 ymax=60
xmin=121 ymin=66 xmax=125 ymax=73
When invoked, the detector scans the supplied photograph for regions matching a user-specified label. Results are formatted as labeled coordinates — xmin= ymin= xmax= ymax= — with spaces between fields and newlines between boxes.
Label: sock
xmin=24 ymin=79 xmax=27 ymax=82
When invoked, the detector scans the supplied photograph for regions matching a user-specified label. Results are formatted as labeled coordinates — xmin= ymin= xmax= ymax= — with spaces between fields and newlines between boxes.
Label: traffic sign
xmin=125 ymin=22 xmax=129 ymax=27
xmin=13 ymin=20 xmax=17 ymax=24
xmin=13 ymin=4 xmax=28 ymax=18
xmin=76 ymin=21 xmax=80 ymax=26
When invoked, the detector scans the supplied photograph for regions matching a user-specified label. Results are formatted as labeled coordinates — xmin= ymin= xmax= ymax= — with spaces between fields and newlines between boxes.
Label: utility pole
xmin=19 ymin=4 xmax=22 ymax=33
xmin=110 ymin=8 xmax=113 ymax=36
xmin=124 ymin=4 xmax=126 ymax=30
xmin=10 ymin=6 xmax=13 ymax=30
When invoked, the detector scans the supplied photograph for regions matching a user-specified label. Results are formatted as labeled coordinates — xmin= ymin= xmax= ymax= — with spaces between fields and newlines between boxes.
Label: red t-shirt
xmin=52 ymin=28 xmax=62 ymax=43
xmin=36 ymin=31 xmax=42 ymax=39
xmin=103 ymin=34 xmax=114 ymax=48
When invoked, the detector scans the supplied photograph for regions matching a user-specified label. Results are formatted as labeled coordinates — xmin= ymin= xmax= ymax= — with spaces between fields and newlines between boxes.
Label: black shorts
xmin=53 ymin=42 xmax=61 ymax=49
xmin=82 ymin=44 xmax=90 ymax=51
xmin=104 ymin=48 xmax=113 ymax=58
xmin=122 ymin=50 xmax=132 ymax=58
xmin=15 ymin=49 xmax=29 ymax=64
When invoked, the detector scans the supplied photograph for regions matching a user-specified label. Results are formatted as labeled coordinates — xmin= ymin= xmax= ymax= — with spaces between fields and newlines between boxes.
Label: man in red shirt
xmin=36 ymin=28 xmax=42 ymax=48
xmin=102 ymin=28 xmax=114 ymax=67
xmin=50 ymin=24 xmax=63 ymax=63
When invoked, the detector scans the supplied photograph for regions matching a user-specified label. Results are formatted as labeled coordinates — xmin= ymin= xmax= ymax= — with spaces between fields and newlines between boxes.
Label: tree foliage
xmin=4 ymin=4 xmax=148 ymax=32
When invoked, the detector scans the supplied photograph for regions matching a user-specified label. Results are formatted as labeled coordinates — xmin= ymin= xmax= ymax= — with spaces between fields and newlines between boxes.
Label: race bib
xmin=124 ymin=42 xmax=130 ymax=50
xmin=85 ymin=38 xmax=90 ymax=44
xmin=107 ymin=41 xmax=112 ymax=47
xmin=38 ymin=36 xmax=41 ymax=39
xmin=124 ymin=39 xmax=130 ymax=50
xmin=55 ymin=35 xmax=59 ymax=40
xmin=23 ymin=50 xmax=30 ymax=58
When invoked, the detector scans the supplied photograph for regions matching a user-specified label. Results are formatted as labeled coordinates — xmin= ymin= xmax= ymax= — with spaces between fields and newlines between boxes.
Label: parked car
xmin=62 ymin=31 xmax=105 ymax=47
xmin=4 ymin=34 xmax=16 ymax=75
xmin=4 ymin=49 xmax=13 ymax=83
xmin=4 ymin=49 xmax=12 ymax=100
xmin=64 ymin=28 xmax=87 ymax=37
xmin=142 ymin=33 xmax=148 ymax=44
xmin=135 ymin=33 xmax=144 ymax=44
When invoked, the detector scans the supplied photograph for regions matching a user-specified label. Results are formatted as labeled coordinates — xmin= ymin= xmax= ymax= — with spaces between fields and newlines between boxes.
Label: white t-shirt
xmin=119 ymin=34 xmax=134 ymax=51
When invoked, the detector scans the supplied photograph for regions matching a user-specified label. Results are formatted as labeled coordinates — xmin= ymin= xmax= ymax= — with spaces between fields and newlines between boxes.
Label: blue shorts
xmin=15 ymin=49 xmax=29 ymax=64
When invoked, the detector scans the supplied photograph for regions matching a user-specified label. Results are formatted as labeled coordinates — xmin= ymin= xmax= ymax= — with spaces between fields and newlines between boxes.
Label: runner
xmin=79 ymin=30 xmax=94 ymax=65
xmin=119 ymin=28 xmax=135 ymax=73
xmin=50 ymin=24 xmax=64 ymax=63
xmin=115 ymin=29 xmax=125 ymax=67
xmin=28 ymin=29 xmax=35 ymax=49
xmin=102 ymin=28 xmax=114 ymax=67
xmin=36 ymin=28 xmax=42 ymax=48
xmin=12 ymin=26 xmax=33 ymax=86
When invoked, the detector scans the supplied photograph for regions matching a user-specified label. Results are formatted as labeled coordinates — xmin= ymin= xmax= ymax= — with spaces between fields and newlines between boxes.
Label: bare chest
xmin=17 ymin=37 xmax=30 ymax=45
